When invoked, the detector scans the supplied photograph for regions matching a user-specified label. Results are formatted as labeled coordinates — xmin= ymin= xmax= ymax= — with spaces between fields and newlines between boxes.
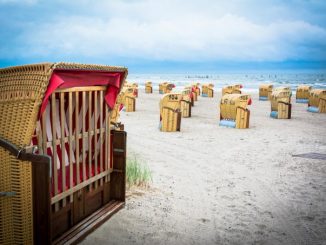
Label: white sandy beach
xmin=81 ymin=88 xmax=326 ymax=245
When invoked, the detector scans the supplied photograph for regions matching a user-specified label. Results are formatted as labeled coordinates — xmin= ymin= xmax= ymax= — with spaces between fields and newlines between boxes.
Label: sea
xmin=128 ymin=71 xmax=326 ymax=92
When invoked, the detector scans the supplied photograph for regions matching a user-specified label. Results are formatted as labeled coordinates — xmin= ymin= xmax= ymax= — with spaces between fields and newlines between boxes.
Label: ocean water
xmin=128 ymin=72 xmax=326 ymax=91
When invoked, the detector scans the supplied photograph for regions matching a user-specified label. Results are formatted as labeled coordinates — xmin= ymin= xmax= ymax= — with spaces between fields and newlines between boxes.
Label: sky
xmin=0 ymin=0 xmax=326 ymax=72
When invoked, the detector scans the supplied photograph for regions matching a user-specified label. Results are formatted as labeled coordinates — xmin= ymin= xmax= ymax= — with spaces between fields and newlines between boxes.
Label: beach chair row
xmin=138 ymin=82 xmax=325 ymax=131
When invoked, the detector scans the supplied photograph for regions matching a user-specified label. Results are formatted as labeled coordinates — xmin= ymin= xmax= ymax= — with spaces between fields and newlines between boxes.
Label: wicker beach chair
xmin=296 ymin=85 xmax=312 ymax=103
xmin=0 ymin=62 xmax=128 ymax=244
xmin=145 ymin=81 xmax=152 ymax=94
xmin=184 ymin=86 xmax=195 ymax=106
xmin=122 ymin=86 xmax=136 ymax=112
xmin=192 ymin=83 xmax=201 ymax=96
xmin=259 ymin=84 xmax=273 ymax=101
xmin=131 ymin=83 xmax=138 ymax=98
xmin=222 ymin=84 xmax=242 ymax=96
xmin=111 ymin=91 xmax=125 ymax=129
xmin=202 ymin=83 xmax=214 ymax=97
xmin=307 ymin=89 xmax=326 ymax=113
xmin=219 ymin=94 xmax=251 ymax=129
xmin=270 ymin=88 xmax=292 ymax=119
xmin=159 ymin=93 xmax=182 ymax=132
xmin=159 ymin=82 xmax=175 ymax=94
xmin=181 ymin=88 xmax=192 ymax=118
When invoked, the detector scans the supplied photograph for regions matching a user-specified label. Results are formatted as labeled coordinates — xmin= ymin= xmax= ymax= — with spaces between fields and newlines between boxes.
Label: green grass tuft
xmin=126 ymin=154 xmax=152 ymax=188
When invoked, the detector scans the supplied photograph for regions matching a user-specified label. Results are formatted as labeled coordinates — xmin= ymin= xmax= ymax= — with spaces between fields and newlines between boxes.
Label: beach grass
xmin=126 ymin=154 xmax=152 ymax=188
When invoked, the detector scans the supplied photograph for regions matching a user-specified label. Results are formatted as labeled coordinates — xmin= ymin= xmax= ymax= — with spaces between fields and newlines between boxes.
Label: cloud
xmin=1 ymin=0 xmax=326 ymax=65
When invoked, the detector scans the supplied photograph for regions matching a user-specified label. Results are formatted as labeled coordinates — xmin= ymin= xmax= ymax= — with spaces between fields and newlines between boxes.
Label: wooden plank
xmin=88 ymin=91 xmax=92 ymax=181
xmin=51 ymin=170 xmax=111 ymax=204
xmin=32 ymin=156 xmax=52 ymax=245
xmin=82 ymin=92 xmax=86 ymax=182
xmin=53 ymin=201 xmax=124 ymax=245
xmin=110 ymin=130 xmax=127 ymax=202
xmin=60 ymin=92 xmax=67 ymax=207
xmin=94 ymin=91 xmax=98 ymax=188
xmin=68 ymin=92 xmax=73 ymax=202
xmin=41 ymin=112 xmax=47 ymax=155
xmin=105 ymin=104 xmax=109 ymax=182
xmin=51 ymin=94 xmax=59 ymax=211
xmin=99 ymin=91 xmax=104 ymax=186
xmin=55 ymin=86 xmax=107 ymax=93
xmin=75 ymin=92 xmax=80 ymax=184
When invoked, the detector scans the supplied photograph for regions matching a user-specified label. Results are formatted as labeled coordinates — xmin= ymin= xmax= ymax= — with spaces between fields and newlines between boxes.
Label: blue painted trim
xmin=296 ymin=99 xmax=309 ymax=103
xmin=259 ymin=96 xmax=268 ymax=101
xmin=307 ymin=106 xmax=319 ymax=113
xmin=219 ymin=120 xmax=236 ymax=128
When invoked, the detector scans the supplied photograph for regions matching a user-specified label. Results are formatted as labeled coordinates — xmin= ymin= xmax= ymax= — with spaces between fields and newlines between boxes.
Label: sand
xmin=81 ymin=89 xmax=326 ymax=245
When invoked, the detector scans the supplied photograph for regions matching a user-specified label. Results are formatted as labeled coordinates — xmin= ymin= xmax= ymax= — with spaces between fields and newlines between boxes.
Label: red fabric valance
xmin=40 ymin=69 xmax=125 ymax=115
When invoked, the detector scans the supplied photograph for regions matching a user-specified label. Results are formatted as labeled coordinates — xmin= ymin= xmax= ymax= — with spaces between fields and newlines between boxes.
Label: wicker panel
xmin=0 ymin=64 xmax=52 ymax=244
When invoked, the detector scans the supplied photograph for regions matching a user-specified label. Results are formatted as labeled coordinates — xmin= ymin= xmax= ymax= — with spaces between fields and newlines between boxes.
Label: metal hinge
xmin=113 ymin=148 xmax=124 ymax=153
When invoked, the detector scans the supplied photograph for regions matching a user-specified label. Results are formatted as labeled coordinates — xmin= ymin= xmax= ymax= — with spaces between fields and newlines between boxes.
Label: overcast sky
xmin=0 ymin=0 xmax=325 ymax=71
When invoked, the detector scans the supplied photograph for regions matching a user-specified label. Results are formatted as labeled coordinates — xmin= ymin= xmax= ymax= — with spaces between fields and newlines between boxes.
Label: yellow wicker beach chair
xmin=259 ymin=84 xmax=273 ymax=101
xmin=307 ymin=89 xmax=326 ymax=113
xmin=181 ymin=88 xmax=192 ymax=118
xmin=219 ymin=94 xmax=252 ymax=129
xmin=111 ymin=91 xmax=125 ymax=130
xmin=159 ymin=82 xmax=166 ymax=94
xmin=0 ymin=62 xmax=128 ymax=244
xmin=192 ymin=83 xmax=201 ymax=96
xmin=222 ymin=84 xmax=242 ymax=96
xmin=270 ymin=88 xmax=292 ymax=119
xmin=159 ymin=93 xmax=182 ymax=132
xmin=184 ymin=86 xmax=195 ymax=106
xmin=202 ymin=83 xmax=214 ymax=97
xmin=159 ymin=82 xmax=175 ymax=94
xmin=296 ymin=85 xmax=312 ymax=103
xmin=145 ymin=81 xmax=153 ymax=93
xmin=122 ymin=86 xmax=136 ymax=112
xmin=131 ymin=82 xmax=138 ymax=97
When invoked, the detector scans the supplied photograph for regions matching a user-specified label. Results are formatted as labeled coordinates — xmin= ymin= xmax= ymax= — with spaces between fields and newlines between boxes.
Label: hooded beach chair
xmin=131 ymin=83 xmax=138 ymax=97
xmin=192 ymin=83 xmax=201 ymax=96
xmin=219 ymin=94 xmax=252 ymax=129
xmin=159 ymin=82 xmax=175 ymax=94
xmin=296 ymin=85 xmax=312 ymax=103
xmin=270 ymin=88 xmax=292 ymax=119
xmin=111 ymin=91 xmax=125 ymax=130
xmin=159 ymin=93 xmax=182 ymax=132
xmin=0 ymin=63 xmax=128 ymax=244
xmin=202 ymin=83 xmax=214 ymax=97
xmin=185 ymin=86 xmax=195 ymax=106
xmin=307 ymin=89 xmax=326 ymax=113
xmin=181 ymin=88 xmax=192 ymax=118
xmin=145 ymin=81 xmax=153 ymax=93
xmin=259 ymin=84 xmax=273 ymax=101
xmin=159 ymin=82 xmax=166 ymax=94
xmin=222 ymin=84 xmax=243 ymax=96
xmin=122 ymin=86 xmax=136 ymax=112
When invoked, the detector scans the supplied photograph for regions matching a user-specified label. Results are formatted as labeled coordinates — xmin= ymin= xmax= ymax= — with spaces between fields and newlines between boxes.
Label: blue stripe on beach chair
xmin=219 ymin=119 xmax=236 ymax=128
xmin=296 ymin=99 xmax=309 ymax=103
xmin=259 ymin=96 xmax=268 ymax=101
xmin=307 ymin=106 xmax=319 ymax=113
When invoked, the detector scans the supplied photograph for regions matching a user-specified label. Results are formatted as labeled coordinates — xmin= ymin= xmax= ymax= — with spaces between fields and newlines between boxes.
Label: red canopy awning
xmin=40 ymin=69 xmax=125 ymax=115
